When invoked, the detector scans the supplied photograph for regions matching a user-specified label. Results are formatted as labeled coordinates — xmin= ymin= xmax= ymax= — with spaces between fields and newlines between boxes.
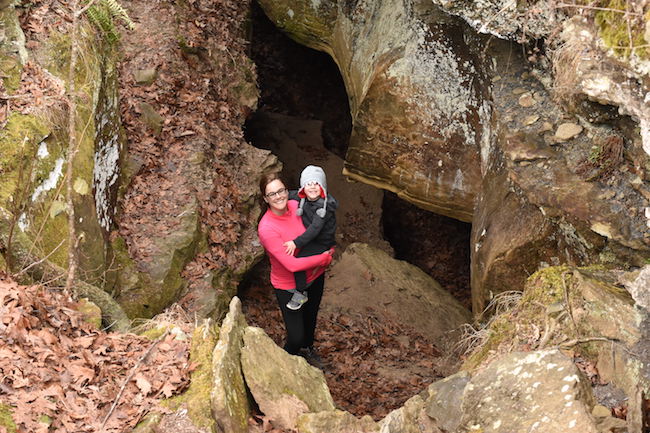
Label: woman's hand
xmin=283 ymin=240 xmax=297 ymax=256
xmin=320 ymin=250 xmax=333 ymax=267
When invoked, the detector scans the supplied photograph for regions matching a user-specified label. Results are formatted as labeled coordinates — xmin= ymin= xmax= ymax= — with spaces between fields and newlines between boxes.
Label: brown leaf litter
xmin=0 ymin=276 xmax=191 ymax=432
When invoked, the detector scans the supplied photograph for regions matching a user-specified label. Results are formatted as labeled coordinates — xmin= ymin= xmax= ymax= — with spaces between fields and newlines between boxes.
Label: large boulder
xmin=105 ymin=0 xmax=267 ymax=319
xmin=325 ymin=243 xmax=471 ymax=341
xmin=256 ymin=0 xmax=650 ymax=318
xmin=112 ymin=193 xmax=202 ymax=318
xmin=463 ymin=265 xmax=649 ymax=433
xmin=240 ymin=326 xmax=335 ymax=430
xmin=211 ymin=297 xmax=250 ymax=433
xmin=460 ymin=350 xmax=599 ymax=433
xmin=257 ymin=0 xmax=492 ymax=222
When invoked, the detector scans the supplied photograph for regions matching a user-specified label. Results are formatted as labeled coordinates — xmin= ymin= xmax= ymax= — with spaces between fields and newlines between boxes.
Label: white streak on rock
xmin=31 ymin=157 xmax=64 ymax=202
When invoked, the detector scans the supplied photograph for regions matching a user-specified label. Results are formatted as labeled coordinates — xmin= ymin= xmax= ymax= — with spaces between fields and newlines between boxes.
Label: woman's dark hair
xmin=258 ymin=171 xmax=285 ymax=223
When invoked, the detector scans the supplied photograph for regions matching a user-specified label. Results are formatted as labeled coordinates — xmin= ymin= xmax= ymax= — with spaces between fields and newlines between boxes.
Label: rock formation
xmin=256 ymin=0 xmax=650 ymax=312
xmin=325 ymin=242 xmax=471 ymax=341
xmin=257 ymin=0 xmax=492 ymax=222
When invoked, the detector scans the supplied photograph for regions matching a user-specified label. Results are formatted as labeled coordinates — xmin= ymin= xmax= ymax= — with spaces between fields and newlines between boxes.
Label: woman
xmin=257 ymin=172 xmax=333 ymax=364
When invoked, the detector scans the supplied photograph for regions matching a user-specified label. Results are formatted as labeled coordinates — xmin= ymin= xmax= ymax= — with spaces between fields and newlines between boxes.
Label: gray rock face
xmin=257 ymin=0 xmax=491 ymax=222
xmin=428 ymin=0 xmax=563 ymax=40
xmin=240 ymin=327 xmax=335 ymax=430
xmin=468 ymin=34 xmax=650 ymax=311
xmin=425 ymin=371 xmax=469 ymax=433
xmin=325 ymin=243 xmax=471 ymax=341
xmin=211 ymin=297 xmax=249 ymax=433
xmin=379 ymin=394 xmax=440 ymax=433
xmin=296 ymin=410 xmax=380 ymax=433
xmin=460 ymin=350 xmax=599 ymax=433
xmin=621 ymin=265 xmax=650 ymax=310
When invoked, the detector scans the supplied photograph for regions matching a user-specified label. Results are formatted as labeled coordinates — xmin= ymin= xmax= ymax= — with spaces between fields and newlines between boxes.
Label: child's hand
xmin=283 ymin=241 xmax=297 ymax=255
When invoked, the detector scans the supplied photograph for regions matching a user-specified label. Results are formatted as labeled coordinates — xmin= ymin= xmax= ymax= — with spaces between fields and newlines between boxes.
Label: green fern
xmin=86 ymin=4 xmax=119 ymax=43
xmin=102 ymin=0 xmax=135 ymax=31
xmin=85 ymin=0 xmax=134 ymax=42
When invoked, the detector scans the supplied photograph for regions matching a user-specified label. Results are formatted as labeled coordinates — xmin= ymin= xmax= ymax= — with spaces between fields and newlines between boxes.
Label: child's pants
xmin=294 ymin=241 xmax=330 ymax=292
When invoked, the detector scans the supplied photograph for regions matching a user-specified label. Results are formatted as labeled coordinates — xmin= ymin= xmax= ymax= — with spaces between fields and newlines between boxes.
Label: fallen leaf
xmin=134 ymin=373 xmax=152 ymax=395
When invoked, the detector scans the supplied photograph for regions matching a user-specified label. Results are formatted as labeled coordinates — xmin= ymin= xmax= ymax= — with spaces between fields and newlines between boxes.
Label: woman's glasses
xmin=265 ymin=187 xmax=288 ymax=198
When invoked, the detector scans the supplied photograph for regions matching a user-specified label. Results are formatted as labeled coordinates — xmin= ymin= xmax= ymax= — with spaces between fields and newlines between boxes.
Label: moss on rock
xmin=163 ymin=322 xmax=220 ymax=430
xmin=0 ymin=21 xmax=126 ymax=289
xmin=76 ymin=298 xmax=102 ymax=329
xmin=464 ymin=265 xmax=583 ymax=370
xmin=0 ymin=5 xmax=27 ymax=93
xmin=0 ymin=113 xmax=50 ymax=206
xmin=463 ymin=264 xmax=637 ymax=372
xmin=593 ymin=0 xmax=649 ymax=59
xmin=0 ymin=404 xmax=17 ymax=433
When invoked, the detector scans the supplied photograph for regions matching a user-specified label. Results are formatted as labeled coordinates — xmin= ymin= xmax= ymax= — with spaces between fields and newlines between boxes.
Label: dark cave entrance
xmin=240 ymin=2 xmax=473 ymax=420
xmin=382 ymin=193 xmax=472 ymax=309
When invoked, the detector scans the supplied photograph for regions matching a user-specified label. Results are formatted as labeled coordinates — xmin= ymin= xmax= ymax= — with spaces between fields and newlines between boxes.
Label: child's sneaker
xmin=287 ymin=290 xmax=308 ymax=310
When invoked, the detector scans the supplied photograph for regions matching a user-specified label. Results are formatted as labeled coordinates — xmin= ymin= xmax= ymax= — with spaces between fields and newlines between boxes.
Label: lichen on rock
xmin=211 ymin=297 xmax=250 ymax=433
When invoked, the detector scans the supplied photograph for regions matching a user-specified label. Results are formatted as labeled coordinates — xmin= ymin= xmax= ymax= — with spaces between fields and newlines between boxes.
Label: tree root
xmin=0 ymin=209 xmax=131 ymax=332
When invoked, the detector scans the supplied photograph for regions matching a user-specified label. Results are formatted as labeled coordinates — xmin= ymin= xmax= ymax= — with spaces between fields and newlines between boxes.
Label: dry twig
xmin=561 ymin=271 xmax=579 ymax=337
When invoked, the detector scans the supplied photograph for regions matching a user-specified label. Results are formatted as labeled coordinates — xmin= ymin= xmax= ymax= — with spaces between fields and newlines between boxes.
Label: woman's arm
xmin=259 ymin=228 xmax=332 ymax=272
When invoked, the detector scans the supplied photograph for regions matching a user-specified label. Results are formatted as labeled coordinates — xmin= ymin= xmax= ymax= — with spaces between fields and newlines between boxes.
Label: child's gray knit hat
xmin=297 ymin=165 xmax=328 ymax=218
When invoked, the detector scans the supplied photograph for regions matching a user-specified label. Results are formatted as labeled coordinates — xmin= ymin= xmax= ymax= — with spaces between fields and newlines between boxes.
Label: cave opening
xmin=240 ymin=2 xmax=473 ymax=420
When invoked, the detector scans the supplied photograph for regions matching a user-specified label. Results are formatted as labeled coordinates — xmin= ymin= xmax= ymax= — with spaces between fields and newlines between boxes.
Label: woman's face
xmin=264 ymin=179 xmax=289 ymax=214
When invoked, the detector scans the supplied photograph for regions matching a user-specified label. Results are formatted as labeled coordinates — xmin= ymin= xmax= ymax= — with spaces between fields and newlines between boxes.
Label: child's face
xmin=304 ymin=181 xmax=322 ymax=200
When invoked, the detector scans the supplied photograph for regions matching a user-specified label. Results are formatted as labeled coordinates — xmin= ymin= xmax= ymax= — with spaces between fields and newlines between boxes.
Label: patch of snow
xmin=37 ymin=142 xmax=49 ymax=158
xmin=17 ymin=213 xmax=28 ymax=232
xmin=31 ymin=157 xmax=64 ymax=202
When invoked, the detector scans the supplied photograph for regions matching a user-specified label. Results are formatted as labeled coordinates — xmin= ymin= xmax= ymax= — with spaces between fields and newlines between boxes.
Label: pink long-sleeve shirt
xmin=258 ymin=200 xmax=330 ymax=290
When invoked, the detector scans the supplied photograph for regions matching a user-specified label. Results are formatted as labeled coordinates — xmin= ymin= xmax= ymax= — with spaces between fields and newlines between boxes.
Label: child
xmin=284 ymin=165 xmax=338 ymax=310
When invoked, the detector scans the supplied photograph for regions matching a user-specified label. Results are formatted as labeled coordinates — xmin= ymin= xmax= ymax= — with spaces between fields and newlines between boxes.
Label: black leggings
xmin=274 ymin=273 xmax=325 ymax=355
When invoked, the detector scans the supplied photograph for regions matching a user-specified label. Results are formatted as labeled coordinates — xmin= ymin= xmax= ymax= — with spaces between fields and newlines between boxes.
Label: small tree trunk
xmin=65 ymin=0 xmax=81 ymax=292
